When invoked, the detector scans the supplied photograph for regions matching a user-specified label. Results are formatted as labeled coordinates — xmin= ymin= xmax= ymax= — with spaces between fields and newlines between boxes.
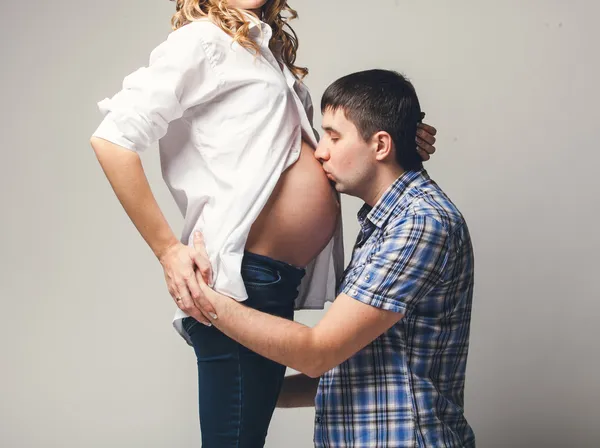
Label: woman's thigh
xmin=183 ymin=252 xmax=304 ymax=447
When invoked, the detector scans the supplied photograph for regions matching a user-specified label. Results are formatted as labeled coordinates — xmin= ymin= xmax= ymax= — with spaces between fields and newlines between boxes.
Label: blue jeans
xmin=183 ymin=251 xmax=306 ymax=447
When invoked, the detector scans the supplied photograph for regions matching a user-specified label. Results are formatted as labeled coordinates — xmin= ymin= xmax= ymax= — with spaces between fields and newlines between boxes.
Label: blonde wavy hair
xmin=170 ymin=0 xmax=308 ymax=79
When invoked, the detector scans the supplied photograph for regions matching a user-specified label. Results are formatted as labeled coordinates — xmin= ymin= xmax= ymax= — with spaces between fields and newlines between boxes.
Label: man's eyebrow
xmin=321 ymin=125 xmax=340 ymax=133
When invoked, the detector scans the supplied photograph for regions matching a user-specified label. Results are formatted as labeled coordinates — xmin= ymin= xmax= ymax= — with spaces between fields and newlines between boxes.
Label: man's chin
xmin=333 ymin=182 xmax=345 ymax=193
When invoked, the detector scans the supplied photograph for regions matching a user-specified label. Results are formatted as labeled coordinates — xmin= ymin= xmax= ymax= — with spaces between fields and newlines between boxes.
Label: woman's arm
xmin=89 ymin=24 xmax=220 ymax=322
xmin=91 ymin=137 xmax=178 ymax=260
xmin=90 ymin=137 xmax=214 ymax=324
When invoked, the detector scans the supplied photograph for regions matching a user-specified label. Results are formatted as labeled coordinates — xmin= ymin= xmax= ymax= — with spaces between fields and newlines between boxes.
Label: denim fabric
xmin=183 ymin=251 xmax=305 ymax=447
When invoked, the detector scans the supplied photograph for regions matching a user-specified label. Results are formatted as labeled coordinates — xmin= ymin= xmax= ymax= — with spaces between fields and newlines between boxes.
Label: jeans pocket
xmin=182 ymin=316 xmax=199 ymax=335
xmin=241 ymin=264 xmax=282 ymax=288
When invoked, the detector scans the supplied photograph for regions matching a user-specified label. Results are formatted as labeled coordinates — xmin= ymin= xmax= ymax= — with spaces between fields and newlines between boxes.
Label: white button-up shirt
xmin=92 ymin=16 xmax=344 ymax=343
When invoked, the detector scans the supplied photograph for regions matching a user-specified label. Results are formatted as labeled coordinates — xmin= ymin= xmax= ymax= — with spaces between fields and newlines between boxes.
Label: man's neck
xmin=363 ymin=166 xmax=405 ymax=207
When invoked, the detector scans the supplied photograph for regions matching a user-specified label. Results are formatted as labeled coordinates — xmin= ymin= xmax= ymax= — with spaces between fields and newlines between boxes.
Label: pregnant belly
xmin=246 ymin=139 xmax=340 ymax=267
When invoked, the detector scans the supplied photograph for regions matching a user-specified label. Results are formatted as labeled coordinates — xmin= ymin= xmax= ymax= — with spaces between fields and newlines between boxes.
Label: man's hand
xmin=190 ymin=229 xmax=403 ymax=378
xmin=417 ymin=112 xmax=437 ymax=161
xmin=159 ymin=239 xmax=215 ymax=326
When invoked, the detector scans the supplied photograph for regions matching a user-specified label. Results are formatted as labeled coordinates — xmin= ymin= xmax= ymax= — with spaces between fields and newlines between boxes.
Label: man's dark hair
xmin=321 ymin=69 xmax=423 ymax=171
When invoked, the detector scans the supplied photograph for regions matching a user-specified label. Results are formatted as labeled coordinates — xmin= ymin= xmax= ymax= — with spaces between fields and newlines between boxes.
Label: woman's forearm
xmin=90 ymin=137 xmax=179 ymax=260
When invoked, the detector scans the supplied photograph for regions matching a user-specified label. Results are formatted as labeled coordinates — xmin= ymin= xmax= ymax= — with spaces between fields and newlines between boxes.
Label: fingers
xmin=416 ymin=136 xmax=436 ymax=155
xmin=168 ymin=272 xmax=211 ymax=326
xmin=418 ymin=122 xmax=437 ymax=137
xmin=193 ymin=310 xmax=213 ymax=327
xmin=184 ymin=271 xmax=217 ymax=325
xmin=194 ymin=270 xmax=218 ymax=320
xmin=170 ymin=271 xmax=219 ymax=326
xmin=184 ymin=268 xmax=203 ymax=304
xmin=175 ymin=288 xmax=212 ymax=327
xmin=417 ymin=149 xmax=430 ymax=161
xmin=417 ymin=128 xmax=437 ymax=147
xmin=193 ymin=231 xmax=207 ymax=253
xmin=192 ymin=231 xmax=213 ymax=284
xmin=172 ymin=285 xmax=195 ymax=317
xmin=161 ymin=243 xmax=213 ymax=327
xmin=416 ymin=122 xmax=437 ymax=162
xmin=195 ymin=268 xmax=207 ymax=287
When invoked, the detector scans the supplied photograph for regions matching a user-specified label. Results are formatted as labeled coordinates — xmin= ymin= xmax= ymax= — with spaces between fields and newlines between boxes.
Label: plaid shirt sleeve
xmin=342 ymin=214 xmax=450 ymax=315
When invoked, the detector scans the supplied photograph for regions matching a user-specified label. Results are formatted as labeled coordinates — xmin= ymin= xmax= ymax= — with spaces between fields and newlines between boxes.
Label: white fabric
xmin=92 ymin=16 xmax=344 ymax=344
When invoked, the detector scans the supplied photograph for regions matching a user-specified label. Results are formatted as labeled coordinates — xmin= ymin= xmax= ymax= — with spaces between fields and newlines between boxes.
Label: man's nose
xmin=314 ymin=142 xmax=329 ymax=161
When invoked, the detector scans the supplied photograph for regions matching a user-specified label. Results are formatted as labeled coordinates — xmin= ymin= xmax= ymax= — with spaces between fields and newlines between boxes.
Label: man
xmin=194 ymin=69 xmax=476 ymax=447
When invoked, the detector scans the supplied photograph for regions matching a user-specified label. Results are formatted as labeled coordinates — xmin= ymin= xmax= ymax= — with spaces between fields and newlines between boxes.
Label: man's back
xmin=315 ymin=169 xmax=475 ymax=448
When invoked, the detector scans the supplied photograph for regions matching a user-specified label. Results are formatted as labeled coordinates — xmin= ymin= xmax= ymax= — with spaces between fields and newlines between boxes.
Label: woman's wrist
xmin=155 ymin=237 xmax=181 ymax=263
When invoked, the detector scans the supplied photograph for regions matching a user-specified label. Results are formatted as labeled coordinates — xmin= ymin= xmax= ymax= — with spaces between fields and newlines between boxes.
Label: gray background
xmin=1 ymin=0 xmax=599 ymax=446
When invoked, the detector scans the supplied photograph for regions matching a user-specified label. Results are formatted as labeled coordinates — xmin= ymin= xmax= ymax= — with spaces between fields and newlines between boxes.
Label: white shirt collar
xmin=239 ymin=10 xmax=265 ymax=30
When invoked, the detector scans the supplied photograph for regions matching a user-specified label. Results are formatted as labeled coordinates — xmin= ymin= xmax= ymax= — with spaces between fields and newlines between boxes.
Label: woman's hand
xmin=159 ymin=240 xmax=215 ymax=326
xmin=416 ymin=113 xmax=437 ymax=161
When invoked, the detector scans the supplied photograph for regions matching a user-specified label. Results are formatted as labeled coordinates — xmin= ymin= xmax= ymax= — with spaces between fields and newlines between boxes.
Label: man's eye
xmin=330 ymin=136 xmax=339 ymax=143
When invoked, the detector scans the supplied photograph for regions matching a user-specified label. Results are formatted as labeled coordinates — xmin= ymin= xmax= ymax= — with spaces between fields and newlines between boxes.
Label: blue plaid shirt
xmin=314 ymin=170 xmax=475 ymax=447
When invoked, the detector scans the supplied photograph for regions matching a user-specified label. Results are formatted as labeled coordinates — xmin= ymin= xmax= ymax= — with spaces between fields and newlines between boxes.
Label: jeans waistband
xmin=242 ymin=251 xmax=306 ymax=286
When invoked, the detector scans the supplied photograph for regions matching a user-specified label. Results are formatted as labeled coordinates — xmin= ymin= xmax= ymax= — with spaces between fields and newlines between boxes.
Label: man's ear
xmin=372 ymin=131 xmax=394 ymax=162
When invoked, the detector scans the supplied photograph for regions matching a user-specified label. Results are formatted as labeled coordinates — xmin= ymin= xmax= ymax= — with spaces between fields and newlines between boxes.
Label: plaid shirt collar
xmin=358 ymin=169 xmax=429 ymax=230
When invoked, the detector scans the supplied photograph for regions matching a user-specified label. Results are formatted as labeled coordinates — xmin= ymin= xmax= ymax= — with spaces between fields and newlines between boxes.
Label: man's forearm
xmin=90 ymin=137 xmax=179 ymax=259
xmin=277 ymin=373 xmax=320 ymax=408
xmin=209 ymin=297 xmax=324 ymax=377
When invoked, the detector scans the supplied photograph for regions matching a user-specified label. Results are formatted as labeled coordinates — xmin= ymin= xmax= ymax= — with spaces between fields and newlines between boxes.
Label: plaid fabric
xmin=314 ymin=170 xmax=476 ymax=448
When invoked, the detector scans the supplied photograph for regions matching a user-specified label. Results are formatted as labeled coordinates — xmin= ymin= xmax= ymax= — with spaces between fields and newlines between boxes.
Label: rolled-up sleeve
xmin=92 ymin=23 xmax=218 ymax=152
xmin=342 ymin=215 xmax=450 ymax=315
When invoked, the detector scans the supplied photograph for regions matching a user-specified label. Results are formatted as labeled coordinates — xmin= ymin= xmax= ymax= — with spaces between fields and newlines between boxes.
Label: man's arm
xmin=277 ymin=374 xmax=320 ymax=408
xmin=196 ymin=271 xmax=402 ymax=378
xmin=194 ymin=212 xmax=448 ymax=377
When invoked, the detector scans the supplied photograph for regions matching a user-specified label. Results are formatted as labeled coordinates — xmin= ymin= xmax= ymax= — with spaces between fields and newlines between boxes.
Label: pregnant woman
xmin=89 ymin=1 xmax=437 ymax=446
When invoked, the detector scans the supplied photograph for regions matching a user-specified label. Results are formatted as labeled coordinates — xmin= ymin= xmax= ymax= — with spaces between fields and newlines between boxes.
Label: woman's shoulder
xmin=147 ymin=19 xmax=229 ymax=65
xmin=168 ymin=19 xmax=229 ymax=44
